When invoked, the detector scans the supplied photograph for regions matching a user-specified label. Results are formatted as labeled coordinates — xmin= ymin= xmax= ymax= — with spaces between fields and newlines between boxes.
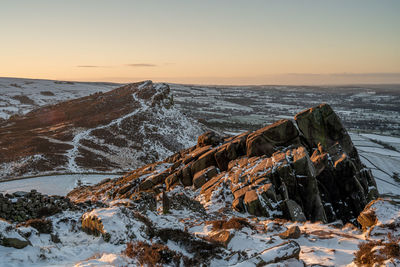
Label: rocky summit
xmin=69 ymin=103 xmax=378 ymax=225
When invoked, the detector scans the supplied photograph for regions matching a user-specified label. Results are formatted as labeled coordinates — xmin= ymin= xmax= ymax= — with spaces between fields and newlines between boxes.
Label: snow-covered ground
xmin=0 ymin=79 xmax=203 ymax=178
xmin=170 ymin=83 xmax=400 ymax=136
xmin=0 ymin=174 xmax=120 ymax=196
xmin=1 ymin=187 xmax=399 ymax=266
xmin=350 ymin=132 xmax=400 ymax=200
xmin=0 ymin=77 xmax=120 ymax=119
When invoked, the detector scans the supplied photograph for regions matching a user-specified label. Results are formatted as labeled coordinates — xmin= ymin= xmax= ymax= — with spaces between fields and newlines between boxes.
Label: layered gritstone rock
xmin=68 ymin=103 xmax=378 ymax=225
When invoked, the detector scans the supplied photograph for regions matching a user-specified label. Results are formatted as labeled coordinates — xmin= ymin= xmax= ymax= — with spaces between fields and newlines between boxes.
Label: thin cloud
xmin=77 ymin=65 xmax=101 ymax=68
xmin=285 ymin=72 xmax=400 ymax=77
xmin=329 ymin=72 xmax=400 ymax=78
xmin=126 ymin=63 xmax=157 ymax=67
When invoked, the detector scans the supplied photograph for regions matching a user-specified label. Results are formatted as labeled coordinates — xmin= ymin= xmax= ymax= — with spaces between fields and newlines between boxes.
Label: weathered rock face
xmin=68 ymin=104 xmax=377 ymax=225
xmin=246 ymin=119 xmax=301 ymax=158
xmin=295 ymin=103 xmax=359 ymax=163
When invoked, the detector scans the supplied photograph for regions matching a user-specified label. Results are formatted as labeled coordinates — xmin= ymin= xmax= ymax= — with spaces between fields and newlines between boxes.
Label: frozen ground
xmin=0 ymin=174 xmax=120 ymax=196
xmin=170 ymin=83 xmax=400 ymax=136
xmin=0 ymin=77 xmax=120 ymax=120
xmin=1 ymin=186 xmax=399 ymax=266
xmin=2 ymin=78 xmax=399 ymax=136
xmin=350 ymin=133 xmax=400 ymax=201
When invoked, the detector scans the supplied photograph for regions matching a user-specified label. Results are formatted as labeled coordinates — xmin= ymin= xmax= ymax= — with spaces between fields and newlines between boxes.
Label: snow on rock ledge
xmin=81 ymin=206 xmax=148 ymax=244
xmin=358 ymin=198 xmax=400 ymax=238
xmin=0 ymin=219 xmax=30 ymax=249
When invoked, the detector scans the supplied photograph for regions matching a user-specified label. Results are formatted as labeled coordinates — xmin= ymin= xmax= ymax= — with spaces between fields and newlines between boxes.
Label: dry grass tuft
xmin=124 ymin=241 xmax=194 ymax=267
xmin=354 ymin=234 xmax=400 ymax=266
xmin=209 ymin=217 xmax=250 ymax=231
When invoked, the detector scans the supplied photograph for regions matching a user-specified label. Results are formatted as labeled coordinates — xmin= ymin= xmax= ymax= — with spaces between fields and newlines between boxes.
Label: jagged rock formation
xmin=68 ymin=103 xmax=378 ymax=224
xmin=0 ymin=81 xmax=202 ymax=178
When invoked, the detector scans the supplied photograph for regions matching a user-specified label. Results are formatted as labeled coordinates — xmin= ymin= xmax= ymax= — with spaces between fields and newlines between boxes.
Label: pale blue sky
xmin=1 ymin=0 xmax=399 ymax=84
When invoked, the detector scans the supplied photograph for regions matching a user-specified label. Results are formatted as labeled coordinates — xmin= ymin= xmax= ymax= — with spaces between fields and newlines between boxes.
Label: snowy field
xmin=170 ymin=83 xmax=400 ymax=136
xmin=0 ymin=77 xmax=120 ymax=119
xmin=2 ymin=78 xmax=399 ymax=137
xmin=350 ymin=133 xmax=400 ymax=200
xmin=0 ymin=174 xmax=120 ymax=196
xmin=1 ymin=188 xmax=399 ymax=266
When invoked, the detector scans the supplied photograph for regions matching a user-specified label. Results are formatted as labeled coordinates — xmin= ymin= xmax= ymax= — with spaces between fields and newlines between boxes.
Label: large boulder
xmin=254 ymin=241 xmax=301 ymax=265
xmin=0 ymin=219 xmax=30 ymax=249
xmin=214 ymin=135 xmax=246 ymax=171
xmin=312 ymin=142 xmax=374 ymax=224
xmin=357 ymin=199 xmax=400 ymax=238
xmin=292 ymin=147 xmax=326 ymax=223
xmin=244 ymin=190 xmax=268 ymax=217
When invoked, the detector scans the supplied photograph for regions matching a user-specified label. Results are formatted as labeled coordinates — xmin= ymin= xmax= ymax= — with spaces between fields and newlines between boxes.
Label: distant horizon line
xmin=1 ymin=75 xmax=400 ymax=87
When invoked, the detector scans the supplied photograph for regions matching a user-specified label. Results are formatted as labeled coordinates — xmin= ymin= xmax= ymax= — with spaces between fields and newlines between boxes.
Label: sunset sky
xmin=1 ymin=0 xmax=399 ymax=85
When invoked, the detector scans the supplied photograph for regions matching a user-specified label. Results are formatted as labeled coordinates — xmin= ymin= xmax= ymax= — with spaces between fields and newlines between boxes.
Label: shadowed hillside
xmin=0 ymin=81 xmax=202 ymax=178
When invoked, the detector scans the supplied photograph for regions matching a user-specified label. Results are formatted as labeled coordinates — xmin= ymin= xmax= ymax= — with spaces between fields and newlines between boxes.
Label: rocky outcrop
xmin=193 ymin=166 xmax=218 ymax=189
xmin=295 ymin=103 xmax=359 ymax=163
xmin=68 ymin=104 xmax=377 ymax=225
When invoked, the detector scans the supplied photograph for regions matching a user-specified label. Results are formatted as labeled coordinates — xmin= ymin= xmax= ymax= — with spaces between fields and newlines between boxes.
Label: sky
xmin=0 ymin=0 xmax=399 ymax=85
